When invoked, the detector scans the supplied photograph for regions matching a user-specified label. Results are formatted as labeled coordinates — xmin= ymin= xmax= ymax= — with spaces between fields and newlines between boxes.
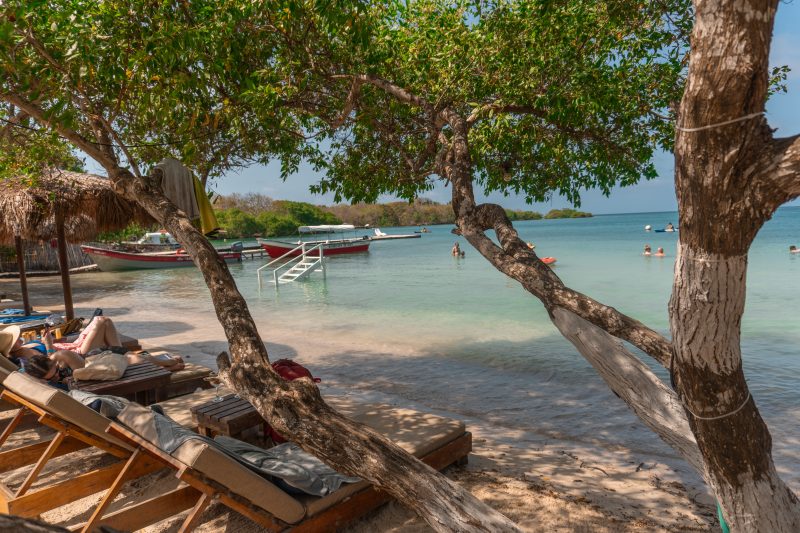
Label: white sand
xmin=0 ymin=276 xmax=717 ymax=531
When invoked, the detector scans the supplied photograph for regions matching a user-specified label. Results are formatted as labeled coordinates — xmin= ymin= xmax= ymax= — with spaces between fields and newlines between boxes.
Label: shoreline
xmin=0 ymin=276 xmax=717 ymax=531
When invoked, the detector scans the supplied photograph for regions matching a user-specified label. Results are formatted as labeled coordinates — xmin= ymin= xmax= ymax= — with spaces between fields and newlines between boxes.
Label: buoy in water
xmin=645 ymin=225 xmax=652 ymax=231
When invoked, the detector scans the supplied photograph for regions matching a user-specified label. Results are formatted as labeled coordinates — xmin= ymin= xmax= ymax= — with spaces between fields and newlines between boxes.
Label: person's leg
xmin=99 ymin=317 xmax=122 ymax=348
xmin=125 ymin=352 xmax=185 ymax=371
xmin=76 ymin=317 xmax=120 ymax=354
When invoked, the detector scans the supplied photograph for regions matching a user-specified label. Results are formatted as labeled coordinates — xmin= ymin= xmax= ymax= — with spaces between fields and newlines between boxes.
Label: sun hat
xmin=0 ymin=325 xmax=21 ymax=357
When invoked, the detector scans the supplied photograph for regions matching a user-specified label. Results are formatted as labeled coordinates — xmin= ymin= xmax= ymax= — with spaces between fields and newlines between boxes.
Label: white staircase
xmin=257 ymin=243 xmax=326 ymax=287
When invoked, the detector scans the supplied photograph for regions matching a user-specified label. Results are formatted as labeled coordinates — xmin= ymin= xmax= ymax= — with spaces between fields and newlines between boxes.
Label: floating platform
xmin=369 ymin=234 xmax=422 ymax=241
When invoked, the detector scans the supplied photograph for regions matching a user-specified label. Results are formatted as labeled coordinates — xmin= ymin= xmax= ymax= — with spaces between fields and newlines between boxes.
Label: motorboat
xmin=257 ymin=224 xmax=370 ymax=258
xmin=81 ymin=244 xmax=242 ymax=272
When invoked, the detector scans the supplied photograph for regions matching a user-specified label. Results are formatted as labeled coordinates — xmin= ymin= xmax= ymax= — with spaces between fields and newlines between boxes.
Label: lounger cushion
xmin=118 ymin=398 xmax=467 ymax=524
xmin=156 ymin=387 xmax=232 ymax=428
xmin=3 ymin=371 xmax=131 ymax=450
xmin=303 ymin=400 xmax=466 ymax=516
xmin=117 ymin=403 xmax=307 ymax=524
xmin=168 ymin=362 xmax=212 ymax=383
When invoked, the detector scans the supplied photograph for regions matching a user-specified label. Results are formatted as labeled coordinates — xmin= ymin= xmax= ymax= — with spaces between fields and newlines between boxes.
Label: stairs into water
xmin=257 ymin=244 xmax=327 ymax=287
xmin=274 ymin=257 xmax=323 ymax=284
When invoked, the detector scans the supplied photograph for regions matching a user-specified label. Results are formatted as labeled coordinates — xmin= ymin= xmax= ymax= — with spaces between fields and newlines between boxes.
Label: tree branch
xmin=0 ymin=110 xmax=28 ymax=140
xmin=329 ymin=76 xmax=363 ymax=129
xmin=463 ymin=202 xmax=673 ymax=367
xmin=766 ymin=134 xmax=800 ymax=200
xmin=1 ymin=94 xmax=116 ymax=169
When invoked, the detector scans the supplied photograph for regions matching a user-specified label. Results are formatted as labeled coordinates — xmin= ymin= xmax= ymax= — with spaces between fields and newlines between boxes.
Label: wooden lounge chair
xmin=82 ymin=399 xmax=472 ymax=532
xmin=0 ymin=371 xmax=218 ymax=520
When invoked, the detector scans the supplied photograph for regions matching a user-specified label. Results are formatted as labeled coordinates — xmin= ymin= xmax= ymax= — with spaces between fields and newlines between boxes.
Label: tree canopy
xmin=257 ymin=0 xmax=690 ymax=205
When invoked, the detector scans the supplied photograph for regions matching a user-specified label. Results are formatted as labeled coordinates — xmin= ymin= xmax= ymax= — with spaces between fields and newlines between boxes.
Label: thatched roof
xmin=0 ymin=169 xmax=154 ymax=244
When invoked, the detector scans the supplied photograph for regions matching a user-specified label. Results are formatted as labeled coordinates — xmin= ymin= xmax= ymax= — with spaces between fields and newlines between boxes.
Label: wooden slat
xmin=77 ymin=485 xmax=201 ymax=533
xmin=0 ymin=480 xmax=14 ymax=512
xmin=79 ymin=448 xmax=162 ymax=532
xmin=0 ymin=406 xmax=28 ymax=446
xmin=73 ymin=362 xmax=171 ymax=400
xmin=15 ymin=432 xmax=64 ymax=497
xmin=8 ymin=456 xmax=161 ymax=518
xmin=0 ymin=436 xmax=88 ymax=474
xmin=178 ymin=492 xmax=213 ymax=533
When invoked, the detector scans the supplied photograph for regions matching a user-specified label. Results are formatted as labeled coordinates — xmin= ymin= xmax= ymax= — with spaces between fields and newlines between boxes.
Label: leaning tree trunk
xmin=107 ymin=167 xmax=519 ymax=532
xmin=671 ymin=0 xmax=800 ymax=529
xmin=441 ymin=109 xmax=708 ymax=477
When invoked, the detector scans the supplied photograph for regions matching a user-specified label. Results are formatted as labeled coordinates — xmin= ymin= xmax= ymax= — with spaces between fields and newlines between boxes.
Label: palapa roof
xmin=0 ymin=169 xmax=154 ymax=244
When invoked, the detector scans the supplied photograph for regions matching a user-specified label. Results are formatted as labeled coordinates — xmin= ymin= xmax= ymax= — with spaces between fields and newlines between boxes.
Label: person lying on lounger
xmin=1 ymin=318 xmax=184 ymax=372
xmin=23 ymin=346 xmax=185 ymax=387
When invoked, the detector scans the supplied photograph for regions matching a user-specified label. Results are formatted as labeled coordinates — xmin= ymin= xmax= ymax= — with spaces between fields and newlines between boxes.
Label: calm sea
xmin=23 ymin=207 xmax=800 ymax=486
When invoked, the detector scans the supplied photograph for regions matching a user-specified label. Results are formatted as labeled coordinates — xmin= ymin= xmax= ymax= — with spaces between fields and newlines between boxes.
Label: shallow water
xmin=7 ymin=207 xmax=800 ymax=490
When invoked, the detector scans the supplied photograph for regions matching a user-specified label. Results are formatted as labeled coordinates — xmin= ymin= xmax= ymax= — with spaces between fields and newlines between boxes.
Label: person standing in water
xmin=643 ymin=244 xmax=652 ymax=256
xmin=452 ymin=242 xmax=461 ymax=256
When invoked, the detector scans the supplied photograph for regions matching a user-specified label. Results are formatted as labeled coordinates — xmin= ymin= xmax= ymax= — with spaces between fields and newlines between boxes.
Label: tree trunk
xmin=670 ymin=246 xmax=800 ymax=530
xmin=550 ymin=308 xmax=707 ymax=477
xmin=672 ymin=0 xmax=800 ymax=529
xmin=107 ymin=167 xmax=519 ymax=532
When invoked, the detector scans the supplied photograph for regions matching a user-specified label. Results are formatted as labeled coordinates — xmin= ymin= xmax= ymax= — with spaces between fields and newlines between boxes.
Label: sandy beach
xmin=0 ymin=274 xmax=718 ymax=531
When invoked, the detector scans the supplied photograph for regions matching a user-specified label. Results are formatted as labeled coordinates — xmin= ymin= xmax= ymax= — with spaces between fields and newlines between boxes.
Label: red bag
xmin=271 ymin=359 xmax=322 ymax=383
xmin=266 ymin=359 xmax=321 ymax=444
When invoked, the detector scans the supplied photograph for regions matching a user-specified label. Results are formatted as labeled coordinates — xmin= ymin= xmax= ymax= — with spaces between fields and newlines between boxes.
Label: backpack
xmin=266 ymin=359 xmax=321 ymax=444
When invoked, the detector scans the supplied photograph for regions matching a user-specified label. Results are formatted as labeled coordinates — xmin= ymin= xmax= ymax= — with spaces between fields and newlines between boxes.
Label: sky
xmin=138 ymin=5 xmax=800 ymax=215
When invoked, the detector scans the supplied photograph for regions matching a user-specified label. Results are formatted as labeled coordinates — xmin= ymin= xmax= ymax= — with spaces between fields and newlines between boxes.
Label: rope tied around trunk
xmin=681 ymin=391 xmax=752 ymax=421
xmin=676 ymin=112 xmax=764 ymax=133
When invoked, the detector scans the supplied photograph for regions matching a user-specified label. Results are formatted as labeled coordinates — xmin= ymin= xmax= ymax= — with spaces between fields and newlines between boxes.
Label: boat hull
xmin=258 ymin=239 xmax=370 ymax=258
xmin=81 ymin=246 xmax=242 ymax=272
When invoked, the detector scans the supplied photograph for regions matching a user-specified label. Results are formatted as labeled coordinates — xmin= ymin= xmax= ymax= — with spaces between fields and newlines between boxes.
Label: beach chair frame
xmin=81 ymin=422 xmax=472 ymax=533
xmin=0 ymin=389 xmax=162 ymax=518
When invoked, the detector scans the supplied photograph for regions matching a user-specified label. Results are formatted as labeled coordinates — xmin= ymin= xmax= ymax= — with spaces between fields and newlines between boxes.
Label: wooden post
xmin=14 ymin=236 xmax=32 ymax=316
xmin=55 ymin=216 xmax=74 ymax=321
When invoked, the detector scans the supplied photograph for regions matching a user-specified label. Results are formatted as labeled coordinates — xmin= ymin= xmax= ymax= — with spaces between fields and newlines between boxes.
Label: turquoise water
xmin=130 ymin=207 xmax=800 ymax=399
xmin=17 ymin=207 xmax=800 ymax=484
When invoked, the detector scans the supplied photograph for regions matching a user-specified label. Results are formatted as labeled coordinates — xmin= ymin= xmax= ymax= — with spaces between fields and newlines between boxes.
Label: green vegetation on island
xmin=544 ymin=208 xmax=592 ymax=219
xmin=212 ymin=195 xmax=580 ymax=238
xmin=98 ymin=193 xmax=592 ymax=240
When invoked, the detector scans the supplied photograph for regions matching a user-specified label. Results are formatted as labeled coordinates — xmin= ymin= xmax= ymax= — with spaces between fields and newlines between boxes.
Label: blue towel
xmin=0 ymin=315 xmax=49 ymax=324
xmin=0 ymin=309 xmax=47 ymax=316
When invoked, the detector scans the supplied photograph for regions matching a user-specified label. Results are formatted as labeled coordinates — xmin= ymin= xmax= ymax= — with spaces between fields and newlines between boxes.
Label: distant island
xmin=99 ymin=193 xmax=592 ymax=240
xmin=543 ymin=208 xmax=592 ymax=219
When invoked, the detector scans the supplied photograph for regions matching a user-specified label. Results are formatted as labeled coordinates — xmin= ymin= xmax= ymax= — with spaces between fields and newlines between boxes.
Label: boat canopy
xmin=298 ymin=224 xmax=356 ymax=234
xmin=136 ymin=232 xmax=179 ymax=245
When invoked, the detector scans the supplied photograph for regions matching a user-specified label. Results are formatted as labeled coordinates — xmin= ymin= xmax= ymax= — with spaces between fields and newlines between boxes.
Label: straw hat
xmin=0 ymin=325 xmax=21 ymax=357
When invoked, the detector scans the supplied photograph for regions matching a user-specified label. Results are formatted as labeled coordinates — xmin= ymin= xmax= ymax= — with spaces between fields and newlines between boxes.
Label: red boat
xmin=81 ymin=245 xmax=242 ymax=272
xmin=257 ymin=237 xmax=370 ymax=258
xmin=257 ymin=224 xmax=371 ymax=258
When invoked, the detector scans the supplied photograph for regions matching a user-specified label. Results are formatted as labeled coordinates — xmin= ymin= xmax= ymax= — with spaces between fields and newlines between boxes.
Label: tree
xmin=0 ymin=1 xmax=516 ymax=530
xmin=670 ymin=0 xmax=800 ymax=529
xmin=254 ymin=0 xmax=799 ymax=530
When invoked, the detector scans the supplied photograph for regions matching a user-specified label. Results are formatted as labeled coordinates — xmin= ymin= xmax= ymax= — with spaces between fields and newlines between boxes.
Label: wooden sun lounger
xmin=0 ymin=370 xmax=217 ymax=520
xmin=0 ymin=371 xmax=163 ymax=518
xmin=81 ymin=400 xmax=472 ymax=532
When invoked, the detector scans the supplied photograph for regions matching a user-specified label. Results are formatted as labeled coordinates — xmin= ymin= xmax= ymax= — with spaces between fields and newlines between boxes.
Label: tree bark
xmin=672 ymin=0 xmax=800 ymax=529
xmin=106 ymin=167 xmax=520 ymax=532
